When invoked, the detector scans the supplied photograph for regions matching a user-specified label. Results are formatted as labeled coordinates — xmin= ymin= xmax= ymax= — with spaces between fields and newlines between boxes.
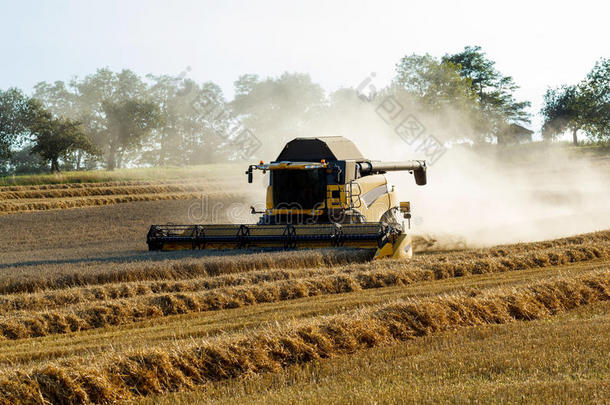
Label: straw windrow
xmin=0 ymin=272 xmax=607 ymax=404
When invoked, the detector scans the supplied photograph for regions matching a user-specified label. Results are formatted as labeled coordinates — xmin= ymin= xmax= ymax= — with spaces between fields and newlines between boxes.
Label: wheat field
xmin=0 ymin=169 xmax=608 ymax=404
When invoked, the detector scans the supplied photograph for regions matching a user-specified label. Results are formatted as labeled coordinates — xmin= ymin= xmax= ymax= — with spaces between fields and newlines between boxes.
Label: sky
xmin=1 ymin=0 xmax=608 ymax=137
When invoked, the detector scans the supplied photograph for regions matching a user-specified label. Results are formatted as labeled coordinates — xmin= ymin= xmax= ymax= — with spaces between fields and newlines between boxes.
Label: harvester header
xmin=148 ymin=136 xmax=427 ymax=259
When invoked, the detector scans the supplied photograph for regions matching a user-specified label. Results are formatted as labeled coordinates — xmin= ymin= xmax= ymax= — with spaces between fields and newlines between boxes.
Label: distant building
xmin=497 ymin=123 xmax=533 ymax=144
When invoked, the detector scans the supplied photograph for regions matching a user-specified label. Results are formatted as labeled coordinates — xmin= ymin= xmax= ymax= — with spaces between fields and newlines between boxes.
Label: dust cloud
xmin=315 ymin=98 xmax=610 ymax=248
xmin=395 ymin=145 xmax=610 ymax=248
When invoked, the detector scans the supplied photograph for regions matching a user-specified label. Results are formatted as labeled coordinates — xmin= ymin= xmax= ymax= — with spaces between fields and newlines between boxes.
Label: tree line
xmin=541 ymin=59 xmax=610 ymax=144
xmin=0 ymin=46 xmax=608 ymax=174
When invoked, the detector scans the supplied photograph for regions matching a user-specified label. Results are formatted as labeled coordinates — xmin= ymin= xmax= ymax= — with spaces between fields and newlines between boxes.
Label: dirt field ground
xmin=0 ymin=198 xmax=608 ymax=403
xmin=0 ymin=158 xmax=608 ymax=404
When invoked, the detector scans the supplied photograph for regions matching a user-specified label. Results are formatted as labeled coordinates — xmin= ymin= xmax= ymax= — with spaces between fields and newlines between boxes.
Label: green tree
xmin=394 ymin=54 xmax=476 ymax=111
xmin=541 ymin=58 xmax=609 ymax=144
xmin=6 ymin=146 xmax=46 ymax=174
xmin=231 ymin=72 xmax=326 ymax=157
xmin=0 ymin=88 xmax=39 ymax=160
xmin=442 ymin=46 xmax=531 ymax=138
xmin=76 ymin=69 xmax=150 ymax=169
xmin=581 ymin=58 xmax=610 ymax=141
xmin=188 ymin=82 xmax=233 ymax=164
xmin=33 ymin=81 xmax=78 ymax=119
xmin=33 ymin=81 xmax=88 ymax=169
xmin=33 ymin=70 xmax=146 ymax=169
xmin=102 ymin=99 xmax=162 ymax=169
xmin=33 ymin=68 xmax=234 ymax=167
xmin=34 ymin=69 xmax=163 ymax=169
xmin=393 ymin=53 xmax=483 ymax=142
xmin=541 ymin=85 xmax=584 ymax=144
xmin=144 ymin=75 xmax=229 ymax=166
xmin=29 ymin=110 xmax=98 ymax=172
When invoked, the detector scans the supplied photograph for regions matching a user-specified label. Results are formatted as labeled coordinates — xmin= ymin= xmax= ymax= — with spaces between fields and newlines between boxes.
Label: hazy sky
xmin=1 ymin=0 xmax=608 ymax=134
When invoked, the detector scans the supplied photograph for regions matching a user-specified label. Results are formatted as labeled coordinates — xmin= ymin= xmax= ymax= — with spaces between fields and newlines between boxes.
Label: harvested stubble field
xmin=0 ymin=164 xmax=250 ymax=214
xmin=0 ymin=174 xmax=608 ymax=404
xmin=0 ymin=180 xmax=246 ymax=214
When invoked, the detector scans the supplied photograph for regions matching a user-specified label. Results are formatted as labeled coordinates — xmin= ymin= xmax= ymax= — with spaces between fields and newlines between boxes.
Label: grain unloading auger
xmin=147 ymin=136 xmax=427 ymax=259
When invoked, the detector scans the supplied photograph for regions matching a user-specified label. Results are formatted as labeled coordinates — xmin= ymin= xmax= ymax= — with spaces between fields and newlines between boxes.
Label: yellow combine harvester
xmin=147 ymin=136 xmax=427 ymax=259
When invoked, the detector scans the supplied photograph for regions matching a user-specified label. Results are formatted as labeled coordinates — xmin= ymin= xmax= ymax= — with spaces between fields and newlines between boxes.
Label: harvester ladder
xmin=347 ymin=180 xmax=362 ymax=209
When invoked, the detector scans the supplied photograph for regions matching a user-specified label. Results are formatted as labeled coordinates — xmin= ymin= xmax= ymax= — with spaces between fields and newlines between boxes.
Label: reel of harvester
xmin=147 ymin=136 xmax=426 ymax=259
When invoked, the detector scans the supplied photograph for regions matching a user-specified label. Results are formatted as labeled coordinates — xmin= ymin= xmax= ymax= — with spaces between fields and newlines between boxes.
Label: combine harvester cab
xmin=147 ymin=136 xmax=426 ymax=259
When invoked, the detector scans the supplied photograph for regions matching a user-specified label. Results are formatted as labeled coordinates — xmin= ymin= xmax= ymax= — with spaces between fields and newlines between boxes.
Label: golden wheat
xmin=0 ymin=272 xmax=606 ymax=404
xmin=0 ymin=230 xmax=606 ymax=296
xmin=0 ymin=230 xmax=606 ymax=297
xmin=144 ymin=300 xmax=610 ymax=405
xmin=0 ymin=240 xmax=607 ymax=340
xmin=0 ymin=249 xmax=374 ymax=294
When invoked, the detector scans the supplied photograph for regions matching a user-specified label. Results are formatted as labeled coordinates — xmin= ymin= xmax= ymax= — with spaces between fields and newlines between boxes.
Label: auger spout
xmin=358 ymin=160 xmax=427 ymax=185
